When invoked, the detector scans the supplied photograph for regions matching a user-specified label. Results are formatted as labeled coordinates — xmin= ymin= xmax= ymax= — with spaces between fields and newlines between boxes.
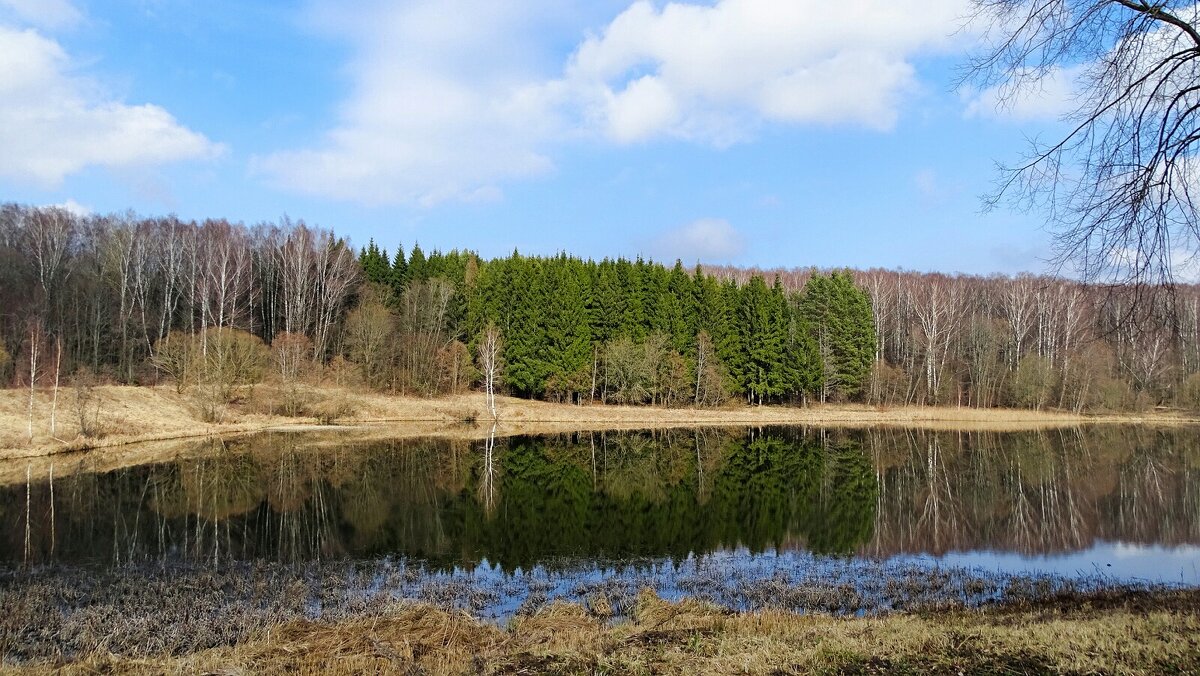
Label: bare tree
xmin=477 ymin=323 xmax=504 ymax=420
xmin=1000 ymin=275 xmax=1037 ymax=369
xmin=20 ymin=207 xmax=75 ymax=313
xmin=965 ymin=1 xmax=1200 ymax=286
xmin=26 ymin=323 xmax=39 ymax=442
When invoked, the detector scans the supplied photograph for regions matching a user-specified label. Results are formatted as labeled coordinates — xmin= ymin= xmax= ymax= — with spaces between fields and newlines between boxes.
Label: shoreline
xmin=1 ymin=384 xmax=1196 ymax=464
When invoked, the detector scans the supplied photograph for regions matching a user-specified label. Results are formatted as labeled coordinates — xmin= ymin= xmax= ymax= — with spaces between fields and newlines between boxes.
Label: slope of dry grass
xmin=1 ymin=383 xmax=1195 ymax=461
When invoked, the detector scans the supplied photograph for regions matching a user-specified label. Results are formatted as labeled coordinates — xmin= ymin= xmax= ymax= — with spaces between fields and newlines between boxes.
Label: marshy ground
xmin=2 ymin=556 xmax=1198 ymax=674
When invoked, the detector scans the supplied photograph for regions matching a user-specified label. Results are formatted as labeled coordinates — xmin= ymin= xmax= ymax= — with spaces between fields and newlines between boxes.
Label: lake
xmin=3 ymin=425 xmax=1197 ymax=586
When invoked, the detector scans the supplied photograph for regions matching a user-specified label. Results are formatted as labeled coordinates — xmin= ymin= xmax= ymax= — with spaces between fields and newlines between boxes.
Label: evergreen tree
xmin=358 ymin=240 xmax=392 ymax=286
xmin=661 ymin=260 xmax=696 ymax=354
xmin=798 ymin=271 xmax=876 ymax=401
xmin=542 ymin=255 xmax=594 ymax=399
xmin=591 ymin=260 xmax=625 ymax=345
xmin=735 ymin=275 xmax=790 ymax=404
xmin=407 ymin=243 xmax=428 ymax=282
xmin=390 ymin=243 xmax=408 ymax=298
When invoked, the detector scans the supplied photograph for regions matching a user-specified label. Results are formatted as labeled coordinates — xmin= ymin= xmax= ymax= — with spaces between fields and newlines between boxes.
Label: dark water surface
xmin=2 ymin=426 xmax=1198 ymax=583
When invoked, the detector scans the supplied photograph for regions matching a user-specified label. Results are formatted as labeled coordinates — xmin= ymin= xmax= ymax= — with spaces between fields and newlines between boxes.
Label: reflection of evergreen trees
xmin=0 ymin=429 xmax=879 ymax=568
xmin=3 ymin=426 xmax=1197 ymax=568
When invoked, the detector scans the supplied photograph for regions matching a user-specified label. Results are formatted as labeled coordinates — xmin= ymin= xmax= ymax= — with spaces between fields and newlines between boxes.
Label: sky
xmin=0 ymin=0 xmax=1080 ymax=274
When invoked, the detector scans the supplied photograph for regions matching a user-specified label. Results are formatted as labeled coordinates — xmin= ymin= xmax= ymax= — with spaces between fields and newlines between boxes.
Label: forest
xmin=1 ymin=202 xmax=1198 ymax=412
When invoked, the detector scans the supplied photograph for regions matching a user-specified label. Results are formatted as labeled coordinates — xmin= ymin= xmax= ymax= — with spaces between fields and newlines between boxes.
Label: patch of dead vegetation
xmin=2 ymin=383 xmax=1196 ymax=462
xmin=13 ymin=589 xmax=1197 ymax=675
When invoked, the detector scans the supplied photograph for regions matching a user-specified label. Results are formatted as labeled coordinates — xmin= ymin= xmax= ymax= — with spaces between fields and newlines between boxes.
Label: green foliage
xmin=732 ymin=276 xmax=792 ymax=404
xmin=358 ymin=240 xmax=392 ymax=286
xmin=798 ymin=271 xmax=876 ymax=401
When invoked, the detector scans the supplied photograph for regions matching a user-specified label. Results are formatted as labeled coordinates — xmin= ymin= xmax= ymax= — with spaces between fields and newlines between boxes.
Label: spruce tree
xmin=735 ymin=275 xmax=789 ymax=404
xmin=798 ymin=271 xmax=875 ymax=401
xmin=407 ymin=243 xmax=428 ymax=282
xmin=390 ymin=243 xmax=408 ymax=298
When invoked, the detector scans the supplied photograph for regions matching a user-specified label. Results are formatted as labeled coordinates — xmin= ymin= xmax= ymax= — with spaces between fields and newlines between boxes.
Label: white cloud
xmin=253 ymin=0 xmax=569 ymax=206
xmin=0 ymin=25 xmax=224 ymax=186
xmin=51 ymin=198 xmax=91 ymax=216
xmin=649 ymin=218 xmax=746 ymax=262
xmin=260 ymin=0 xmax=969 ymax=206
xmin=964 ymin=65 xmax=1081 ymax=122
xmin=566 ymin=0 xmax=967 ymax=143
xmin=0 ymin=0 xmax=82 ymax=30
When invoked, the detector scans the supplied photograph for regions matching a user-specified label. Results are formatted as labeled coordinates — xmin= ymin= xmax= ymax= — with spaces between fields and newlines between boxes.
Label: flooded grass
xmin=1 ymin=551 xmax=1193 ymax=668
xmin=4 ymin=583 xmax=1198 ymax=675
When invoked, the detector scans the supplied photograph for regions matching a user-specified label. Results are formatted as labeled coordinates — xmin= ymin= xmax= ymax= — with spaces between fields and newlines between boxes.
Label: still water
xmin=3 ymin=426 xmax=1198 ymax=584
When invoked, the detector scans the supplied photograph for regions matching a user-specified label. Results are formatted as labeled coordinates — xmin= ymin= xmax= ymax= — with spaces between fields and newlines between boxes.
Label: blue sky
xmin=0 ymin=0 xmax=1076 ymax=274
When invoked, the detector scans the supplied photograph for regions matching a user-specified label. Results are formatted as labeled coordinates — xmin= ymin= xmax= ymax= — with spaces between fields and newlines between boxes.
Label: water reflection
xmin=2 ymin=426 xmax=1198 ymax=571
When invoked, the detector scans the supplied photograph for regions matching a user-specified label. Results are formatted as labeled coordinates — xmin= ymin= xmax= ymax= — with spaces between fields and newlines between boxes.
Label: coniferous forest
xmin=2 ymin=203 xmax=1198 ymax=412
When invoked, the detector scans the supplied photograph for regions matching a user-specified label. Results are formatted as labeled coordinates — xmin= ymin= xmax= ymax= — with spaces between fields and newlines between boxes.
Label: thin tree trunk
xmin=49 ymin=339 xmax=61 ymax=437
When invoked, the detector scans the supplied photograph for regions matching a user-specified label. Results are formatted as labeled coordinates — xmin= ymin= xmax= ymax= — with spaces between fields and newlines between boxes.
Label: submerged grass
xmin=2 ymin=559 xmax=1198 ymax=674
xmin=8 ymin=588 xmax=1198 ymax=675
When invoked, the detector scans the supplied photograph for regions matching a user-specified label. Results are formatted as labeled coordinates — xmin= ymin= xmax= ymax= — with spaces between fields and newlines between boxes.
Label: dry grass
xmin=1 ymin=383 xmax=1195 ymax=463
xmin=13 ymin=589 xmax=1198 ymax=675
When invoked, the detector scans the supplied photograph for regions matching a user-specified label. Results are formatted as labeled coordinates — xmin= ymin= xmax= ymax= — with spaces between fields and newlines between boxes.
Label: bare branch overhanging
xmin=965 ymin=1 xmax=1200 ymax=288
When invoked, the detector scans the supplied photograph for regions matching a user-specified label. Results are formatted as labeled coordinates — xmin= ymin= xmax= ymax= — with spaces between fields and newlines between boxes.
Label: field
xmin=2 ymin=383 xmax=1193 ymax=461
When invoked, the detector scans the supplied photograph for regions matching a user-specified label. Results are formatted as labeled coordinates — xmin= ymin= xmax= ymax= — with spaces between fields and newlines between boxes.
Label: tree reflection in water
xmin=2 ymin=425 xmax=1198 ymax=569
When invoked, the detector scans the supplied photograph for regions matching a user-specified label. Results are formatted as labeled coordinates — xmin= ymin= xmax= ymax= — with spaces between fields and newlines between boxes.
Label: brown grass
xmin=13 ymin=589 xmax=1199 ymax=675
xmin=1 ymin=383 xmax=1195 ymax=463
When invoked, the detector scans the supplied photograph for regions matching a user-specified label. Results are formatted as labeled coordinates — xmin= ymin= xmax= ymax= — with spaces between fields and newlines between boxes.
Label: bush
xmin=72 ymin=367 xmax=104 ymax=438
xmin=152 ymin=328 xmax=270 ymax=404
xmin=200 ymin=328 xmax=269 ymax=395
xmin=0 ymin=341 xmax=11 ymax=386
xmin=312 ymin=395 xmax=354 ymax=425
xmin=271 ymin=332 xmax=313 ymax=382
xmin=1180 ymin=372 xmax=1200 ymax=410
xmin=151 ymin=331 xmax=195 ymax=392
xmin=1006 ymin=355 xmax=1057 ymax=410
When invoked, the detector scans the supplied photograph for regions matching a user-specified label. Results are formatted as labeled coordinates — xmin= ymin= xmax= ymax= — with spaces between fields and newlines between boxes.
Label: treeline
xmin=2 ymin=202 xmax=1200 ymax=412
xmin=353 ymin=242 xmax=873 ymax=405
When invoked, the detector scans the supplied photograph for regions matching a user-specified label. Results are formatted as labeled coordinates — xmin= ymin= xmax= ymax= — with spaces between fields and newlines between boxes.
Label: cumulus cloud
xmin=259 ymin=0 xmax=969 ymax=206
xmin=649 ymin=218 xmax=746 ymax=262
xmin=0 ymin=25 xmax=224 ymax=186
xmin=0 ymin=0 xmax=82 ymax=30
xmin=564 ymin=0 xmax=967 ymax=143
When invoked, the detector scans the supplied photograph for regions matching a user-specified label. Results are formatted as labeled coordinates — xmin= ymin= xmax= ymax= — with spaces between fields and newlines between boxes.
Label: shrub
xmin=271 ymin=332 xmax=313 ymax=382
xmin=0 ymin=341 xmax=11 ymax=386
xmin=1006 ymin=355 xmax=1057 ymax=410
xmin=1180 ymin=372 xmax=1200 ymax=410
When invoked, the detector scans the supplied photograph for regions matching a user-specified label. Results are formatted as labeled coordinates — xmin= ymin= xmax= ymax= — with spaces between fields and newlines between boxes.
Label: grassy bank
xmin=6 ymin=587 xmax=1198 ymax=674
xmin=2 ymin=383 xmax=1195 ymax=460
